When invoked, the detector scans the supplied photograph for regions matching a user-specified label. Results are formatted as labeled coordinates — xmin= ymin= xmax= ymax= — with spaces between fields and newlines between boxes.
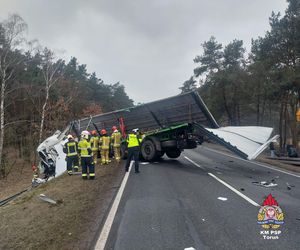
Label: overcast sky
xmin=0 ymin=0 xmax=288 ymax=103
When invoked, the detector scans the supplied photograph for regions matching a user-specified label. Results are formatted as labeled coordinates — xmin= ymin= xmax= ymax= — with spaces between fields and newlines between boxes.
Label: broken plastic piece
xmin=217 ymin=197 xmax=228 ymax=201
xmin=252 ymin=181 xmax=278 ymax=188
xmin=38 ymin=194 xmax=57 ymax=204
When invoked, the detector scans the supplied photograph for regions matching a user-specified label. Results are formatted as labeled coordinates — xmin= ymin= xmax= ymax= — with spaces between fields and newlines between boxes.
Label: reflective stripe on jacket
xmin=100 ymin=136 xmax=110 ymax=150
xmin=126 ymin=133 xmax=142 ymax=148
xmin=111 ymin=131 xmax=121 ymax=147
xmin=78 ymin=139 xmax=92 ymax=157
xmin=90 ymin=136 xmax=99 ymax=150
xmin=64 ymin=141 xmax=78 ymax=157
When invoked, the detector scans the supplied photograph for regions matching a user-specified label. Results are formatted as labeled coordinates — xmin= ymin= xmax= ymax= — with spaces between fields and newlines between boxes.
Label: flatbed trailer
xmin=37 ymin=91 xmax=278 ymax=178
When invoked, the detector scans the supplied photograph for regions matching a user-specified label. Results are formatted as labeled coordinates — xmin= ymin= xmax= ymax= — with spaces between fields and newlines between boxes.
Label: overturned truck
xmin=37 ymin=91 xmax=278 ymax=178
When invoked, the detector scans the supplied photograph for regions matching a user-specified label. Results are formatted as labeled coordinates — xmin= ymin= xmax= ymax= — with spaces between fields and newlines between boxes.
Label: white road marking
xmin=94 ymin=161 xmax=133 ymax=250
xmin=184 ymin=156 xmax=260 ymax=207
xmin=204 ymin=147 xmax=300 ymax=178
xmin=208 ymin=172 xmax=260 ymax=207
xmin=217 ymin=197 xmax=228 ymax=201
xmin=184 ymin=156 xmax=205 ymax=170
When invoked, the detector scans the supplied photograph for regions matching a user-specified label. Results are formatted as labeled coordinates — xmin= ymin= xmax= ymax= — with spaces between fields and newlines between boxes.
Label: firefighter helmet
xmin=67 ymin=134 xmax=73 ymax=140
xmin=91 ymin=130 xmax=97 ymax=135
xmin=112 ymin=126 xmax=117 ymax=132
xmin=81 ymin=130 xmax=90 ymax=139
xmin=101 ymin=129 xmax=107 ymax=135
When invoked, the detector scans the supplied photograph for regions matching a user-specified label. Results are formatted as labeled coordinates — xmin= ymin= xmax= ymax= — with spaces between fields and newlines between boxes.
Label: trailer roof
xmin=74 ymin=91 xmax=219 ymax=133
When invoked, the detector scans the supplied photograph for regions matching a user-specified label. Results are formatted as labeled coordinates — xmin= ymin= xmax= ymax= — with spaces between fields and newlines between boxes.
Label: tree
xmin=179 ymin=76 xmax=197 ymax=93
xmin=0 ymin=14 xmax=27 ymax=168
xmin=38 ymin=47 xmax=64 ymax=144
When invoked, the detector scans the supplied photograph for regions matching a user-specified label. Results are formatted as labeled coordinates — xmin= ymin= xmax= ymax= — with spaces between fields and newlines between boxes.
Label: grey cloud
xmin=0 ymin=0 xmax=288 ymax=103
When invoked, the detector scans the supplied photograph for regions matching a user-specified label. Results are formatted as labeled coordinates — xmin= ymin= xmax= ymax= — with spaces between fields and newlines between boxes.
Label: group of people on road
xmin=63 ymin=126 xmax=142 ymax=179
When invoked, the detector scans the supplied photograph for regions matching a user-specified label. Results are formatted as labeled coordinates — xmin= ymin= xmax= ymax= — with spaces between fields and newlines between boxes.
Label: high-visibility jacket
xmin=63 ymin=140 xmax=78 ymax=157
xmin=78 ymin=139 xmax=92 ymax=157
xmin=100 ymin=136 xmax=110 ymax=150
xmin=90 ymin=135 xmax=99 ymax=150
xmin=127 ymin=133 xmax=142 ymax=148
xmin=111 ymin=131 xmax=121 ymax=147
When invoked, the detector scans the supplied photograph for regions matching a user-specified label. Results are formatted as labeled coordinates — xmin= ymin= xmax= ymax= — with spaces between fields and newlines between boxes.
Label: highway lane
xmin=103 ymin=146 xmax=300 ymax=250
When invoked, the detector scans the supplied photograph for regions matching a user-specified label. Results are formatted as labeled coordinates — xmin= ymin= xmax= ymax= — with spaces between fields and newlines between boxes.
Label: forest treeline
xmin=181 ymin=0 xmax=300 ymax=152
xmin=0 ymin=14 xmax=133 ymax=176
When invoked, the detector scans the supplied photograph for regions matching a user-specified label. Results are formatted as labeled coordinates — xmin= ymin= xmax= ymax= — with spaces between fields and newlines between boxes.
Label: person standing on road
xmin=111 ymin=126 xmax=122 ymax=163
xmin=90 ymin=130 xmax=99 ymax=164
xmin=100 ymin=129 xmax=111 ymax=165
xmin=125 ymin=128 xmax=142 ymax=173
xmin=78 ymin=130 xmax=95 ymax=180
xmin=63 ymin=134 xmax=79 ymax=175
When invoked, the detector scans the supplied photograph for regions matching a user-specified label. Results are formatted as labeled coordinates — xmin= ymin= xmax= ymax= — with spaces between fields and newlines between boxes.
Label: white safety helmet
xmin=132 ymin=128 xmax=139 ymax=133
xmin=81 ymin=130 xmax=90 ymax=139
xmin=67 ymin=134 xmax=73 ymax=140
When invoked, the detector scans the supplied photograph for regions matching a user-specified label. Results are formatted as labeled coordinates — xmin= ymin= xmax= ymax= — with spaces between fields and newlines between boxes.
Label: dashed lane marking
xmin=184 ymin=156 xmax=260 ymax=207
xmin=204 ymin=147 xmax=300 ymax=178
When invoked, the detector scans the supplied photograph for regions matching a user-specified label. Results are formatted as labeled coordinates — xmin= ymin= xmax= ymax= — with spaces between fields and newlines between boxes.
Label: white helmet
xmin=67 ymin=134 xmax=73 ymax=140
xmin=132 ymin=128 xmax=139 ymax=133
xmin=81 ymin=130 xmax=90 ymax=139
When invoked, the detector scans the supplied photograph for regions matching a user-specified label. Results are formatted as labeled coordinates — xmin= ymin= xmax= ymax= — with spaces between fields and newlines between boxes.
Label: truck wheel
xmin=141 ymin=139 xmax=157 ymax=161
xmin=166 ymin=149 xmax=181 ymax=158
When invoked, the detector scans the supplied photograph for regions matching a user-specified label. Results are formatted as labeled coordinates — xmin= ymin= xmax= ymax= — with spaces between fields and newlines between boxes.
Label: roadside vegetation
xmin=181 ymin=0 xmax=300 ymax=153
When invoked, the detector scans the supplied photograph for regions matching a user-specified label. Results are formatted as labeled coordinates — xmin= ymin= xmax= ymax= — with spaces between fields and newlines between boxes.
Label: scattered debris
xmin=217 ymin=197 xmax=228 ymax=201
xmin=140 ymin=162 xmax=150 ymax=165
xmin=68 ymin=172 xmax=81 ymax=175
xmin=32 ymin=178 xmax=46 ymax=187
xmin=228 ymin=160 xmax=234 ymax=163
xmin=216 ymin=172 xmax=222 ymax=175
xmin=286 ymin=183 xmax=292 ymax=190
xmin=296 ymin=218 xmax=300 ymax=221
xmin=240 ymin=188 xmax=245 ymax=191
xmin=202 ymin=218 xmax=206 ymax=222
xmin=252 ymin=181 xmax=277 ymax=188
xmin=184 ymin=247 xmax=196 ymax=250
xmin=38 ymin=194 xmax=57 ymax=204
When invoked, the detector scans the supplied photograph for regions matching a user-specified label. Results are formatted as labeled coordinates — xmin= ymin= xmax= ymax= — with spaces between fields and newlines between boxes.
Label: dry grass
xmin=0 ymin=162 xmax=124 ymax=250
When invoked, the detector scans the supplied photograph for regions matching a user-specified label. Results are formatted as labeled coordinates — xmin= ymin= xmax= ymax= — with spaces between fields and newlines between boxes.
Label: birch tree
xmin=0 ymin=14 xmax=27 ymax=167
xmin=38 ymin=47 xmax=63 ymax=144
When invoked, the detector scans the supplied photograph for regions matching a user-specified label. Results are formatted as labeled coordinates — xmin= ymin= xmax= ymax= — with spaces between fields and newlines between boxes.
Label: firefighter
xmin=63 ymin=134 xmax=79 ymax=175
xmin=78 ymin=130 xmax=95 ymax=180
xmin=111 ymin=126 xmax=122 ymax=163
xmin=100 ymin=129 xmax=111 ymax=165
xmin=90 ymin=130 xmax=99 ymax=164
xmin=125 ymin=128 xmax=142 ymax=173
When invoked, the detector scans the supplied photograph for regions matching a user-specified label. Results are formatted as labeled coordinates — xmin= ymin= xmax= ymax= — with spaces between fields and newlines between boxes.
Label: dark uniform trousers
xmin=67 ymin=155 xmax=79 ymax=172
xmin=81 ymin=156 xmax=95 ymax=179
xmin=125 ymin=146 xmax=140 ymax=172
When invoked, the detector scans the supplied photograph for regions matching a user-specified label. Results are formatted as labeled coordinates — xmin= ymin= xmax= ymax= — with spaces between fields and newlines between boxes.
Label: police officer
xmin=78 ymin=130 xmax=95 ymax=180
xmin=125 ymin=128 xmax=142 ymax=173
xmin=63 ymin=134 xmax=79 ymax=175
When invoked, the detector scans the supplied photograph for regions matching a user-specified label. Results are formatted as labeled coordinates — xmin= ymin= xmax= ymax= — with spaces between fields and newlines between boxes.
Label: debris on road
xmin=140 ymin=162 xmax=150 ymax=165
xmin=216 ymin=171 xmax=222 ymax=175
xmin=240 ymin=188 xmax=245 ymax=191
xmin=252 ymin=181 xmax=277 ymax=188
xmin=217 ymin=197 xmax=228 ymax=201
xmin=38 ymin=194 xmax=57 ymax=205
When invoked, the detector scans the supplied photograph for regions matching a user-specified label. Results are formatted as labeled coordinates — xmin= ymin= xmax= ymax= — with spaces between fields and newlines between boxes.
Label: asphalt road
xmin=103 ymin=146 xmax=300 ymax=250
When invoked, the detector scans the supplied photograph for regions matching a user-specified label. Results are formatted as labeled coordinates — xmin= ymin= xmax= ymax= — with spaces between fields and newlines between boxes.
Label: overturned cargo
xmin=37 ymin=91 xmax=278 ymax=178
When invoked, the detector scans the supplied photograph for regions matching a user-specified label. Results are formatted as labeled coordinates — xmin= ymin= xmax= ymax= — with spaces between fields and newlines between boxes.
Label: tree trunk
xmin=39 ymin=84 xmax=49 ymax=144
xmin=0 ymin=77 xmax=5 ymax=167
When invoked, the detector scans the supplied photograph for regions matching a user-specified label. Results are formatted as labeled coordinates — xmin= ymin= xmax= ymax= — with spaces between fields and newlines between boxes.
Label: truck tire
xmin=161 ymin=140 xmax=177 ymax=148
xmin=166 ymin=148 xmax=181 ymax=158
xmin=141 ymin=139 xmax=157 ymax=161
